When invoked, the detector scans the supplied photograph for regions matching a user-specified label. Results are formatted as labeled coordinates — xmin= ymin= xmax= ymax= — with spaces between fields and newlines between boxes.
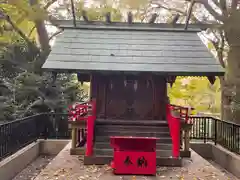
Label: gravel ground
xmin=12 ymin=155 xmax=54 ymax=180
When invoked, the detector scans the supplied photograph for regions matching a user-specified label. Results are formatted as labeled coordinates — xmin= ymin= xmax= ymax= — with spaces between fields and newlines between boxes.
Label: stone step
xmin=84 ymin=156 xmax=182 ymax=167
xmin=95 ymin=135 xmax=172 ymax=143
xmin=94 ymin=142 xmax=172 ymax=150
xmin=96 ymin=119 xmax=168 ymax=126
xmin=95 ymin=125 xmax=169 ymax=132
xmin=94 ymin=148 xmax=172 ymax=157
xmin=95 ymin=130 xmax=170 ymax=137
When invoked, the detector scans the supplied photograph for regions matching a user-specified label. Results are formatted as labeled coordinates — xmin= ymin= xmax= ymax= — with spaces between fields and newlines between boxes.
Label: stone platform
xmin=35 ymin=142 xmax=238 ymax=180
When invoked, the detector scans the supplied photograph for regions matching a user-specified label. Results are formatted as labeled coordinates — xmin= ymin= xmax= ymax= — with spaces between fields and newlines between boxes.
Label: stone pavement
xmin=12 ymin=155 xmax=54 ymax=180
xmin=35 ymin=142 xmax=238 ymax=180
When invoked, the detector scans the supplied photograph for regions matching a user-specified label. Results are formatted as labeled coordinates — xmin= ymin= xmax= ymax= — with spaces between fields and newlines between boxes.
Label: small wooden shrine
xmin=42 ymin=13 xmax=224 ymax=168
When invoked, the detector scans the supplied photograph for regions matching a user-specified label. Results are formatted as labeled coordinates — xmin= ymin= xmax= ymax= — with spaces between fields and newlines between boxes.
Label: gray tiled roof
xmin=43 ymin=28 xmax=224 ymax=75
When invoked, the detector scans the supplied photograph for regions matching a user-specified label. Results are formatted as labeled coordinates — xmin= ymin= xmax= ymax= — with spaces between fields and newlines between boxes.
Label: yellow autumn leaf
xmin=207 ymin=42 xmax=215 ymax=50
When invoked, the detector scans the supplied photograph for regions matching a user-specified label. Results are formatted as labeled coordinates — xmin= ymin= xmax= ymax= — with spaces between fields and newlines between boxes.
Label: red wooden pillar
xmin=86 ymin=99 xmax=96 ymax=156
xmin=166 ymin=104 xmax=180 ymax=158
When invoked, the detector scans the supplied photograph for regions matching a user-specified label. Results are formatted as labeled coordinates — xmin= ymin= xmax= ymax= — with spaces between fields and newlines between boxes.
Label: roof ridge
xmin=51 ymin=20 xmax=207 ymax=33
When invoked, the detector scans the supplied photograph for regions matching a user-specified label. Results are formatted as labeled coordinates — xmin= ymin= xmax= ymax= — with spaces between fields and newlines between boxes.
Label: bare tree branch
xmin=185 ymin=0 xmax=195 ymax=30
xmin=171 ymin=14 xmax=180 ymax=24
xmin=219 ymin=0 xmax=228 ymax=17
xmin=153 ymin=3 xmax=202 ymax=23
xmin=49 ymin=29 xmax=63 ymax=41
xmin=0 ymin=9 xmax=39 ymax=52
xmin=148 ymin=13 xmax=158 ymax=23
xmin=213 ymin=30 xmax=226 ymax=68
xmin=154 ymin=3 xmax=186 ymax=15
xmin=28 ymin=26 xmax=36 ymax=37
xmin=29 ymin=0 xmax=50 ymax=52
xmin=44 ymin=0 xmax=57 ymax=9
xmin=218 ymin=30 xmax=226 ymax=68
xmin=194 ymin=0 xmax=225 ymax=22
xmin=212 ymin=0 xmax=221 ymax=7
xmin=203 ymin=29 xmax=226 ymax=68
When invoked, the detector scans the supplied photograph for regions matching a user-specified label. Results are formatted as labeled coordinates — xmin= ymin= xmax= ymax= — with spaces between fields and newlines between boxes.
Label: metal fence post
xmin=204 ymin=118 xmax=207 ymax=143
xmin=214 ymin=118 xmax=217 ymax=145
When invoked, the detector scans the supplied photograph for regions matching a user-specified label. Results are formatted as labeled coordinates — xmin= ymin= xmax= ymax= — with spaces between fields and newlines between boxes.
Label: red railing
xmin=68 ymin=99 xmax=97 ymax=156
xmin=68 ymin=102 xmax=89 ymax=121
xmin=169 ymin=104 xmax=194 ymax=124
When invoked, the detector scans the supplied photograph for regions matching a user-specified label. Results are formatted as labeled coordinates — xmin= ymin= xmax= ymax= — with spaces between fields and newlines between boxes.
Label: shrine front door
xmin=105 ymin=75 xmax=154 ymax=120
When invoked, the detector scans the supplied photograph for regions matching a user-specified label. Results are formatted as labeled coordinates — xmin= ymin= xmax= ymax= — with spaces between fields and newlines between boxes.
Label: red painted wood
xmin=166 ymin=104 xmax=180 ymax=158
xmin=86 ymin=114 xmax=95 ymax=156
xmin=170 ymin=104 xmax=194 ymax=124
xmin=110 ymin=136 xmax=157 ymax=175
xmin=86 ymin=99 xmax=97 ymax=156
xmin=113 ymin=151 xmax=156 ymax=175
xmin=68 ymin=100 xmax=97 ymax=156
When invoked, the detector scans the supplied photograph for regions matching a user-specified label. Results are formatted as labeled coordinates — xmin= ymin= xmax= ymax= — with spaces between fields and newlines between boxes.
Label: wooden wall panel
xmin=96 ymin=75 xmax=107 ymax=118
xmin=90 ymin=73 xmax=167 ymax=120
xmin=153 ymin=75 xmax=167 ymax=120
xmin=132 ymin=75 xmax=154 ymax=120
xmin=90 ymin=73 xmax=98 ymax=99
xmin=105 ymin=75 xmax=127 ymax=119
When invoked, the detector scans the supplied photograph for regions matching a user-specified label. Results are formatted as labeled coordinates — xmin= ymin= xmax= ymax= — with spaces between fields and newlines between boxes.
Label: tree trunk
xmin=223 ymin=10 xmax=240 ymax=124
xmin=29 ymin=0 xmax=50 ymax=52
xmin=227 ymin=45 xmax=240 ymax=124
xmin=220 ymin=77 xmax=233 ymax=121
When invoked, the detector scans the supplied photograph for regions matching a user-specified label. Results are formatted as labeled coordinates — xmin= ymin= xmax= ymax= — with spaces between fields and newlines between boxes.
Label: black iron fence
xmin=0 ymin=115 xmax=39 ymax=161
xmin=0 ymin=114 xmax=239 ymax=161
xmin=190 ymin=116 xmax=240 ymax=155
xmin=0 ymin=113 xmax=70 ymax=161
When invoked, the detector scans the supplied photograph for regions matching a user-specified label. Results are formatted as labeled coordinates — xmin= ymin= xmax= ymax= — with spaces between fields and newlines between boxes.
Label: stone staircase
xmin=84 ymin=119 xmax=182 ymax=166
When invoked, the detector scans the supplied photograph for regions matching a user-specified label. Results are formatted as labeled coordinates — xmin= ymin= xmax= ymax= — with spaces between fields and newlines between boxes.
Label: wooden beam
xmin=50 ymin=20 xmax=221 ymax=30
xmin=207 ymin=76 xmax=216 ymax=85
xmin=185 ymin=0 xmax=195 ymax=30
xmin=149 ymin=13 xmax=158 ymax=24
xmin=167 ymin=76 xmax=177 ymax=87
xmin=106 ymin=12 xmax=111 ymax=23
xmin=127 ymin=12 xmax=133 ymax=24
xmin=171 ymin=14 xmax=180 ymax=24
xmin=82 ymin=10 xmax=88 ymax=22
xmin=70 ymin=0 xmax=76 ymax=27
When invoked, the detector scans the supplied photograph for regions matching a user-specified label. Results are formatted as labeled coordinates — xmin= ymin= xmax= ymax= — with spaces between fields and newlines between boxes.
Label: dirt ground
xmin=31 ymin=142 xmax=238 ymax=180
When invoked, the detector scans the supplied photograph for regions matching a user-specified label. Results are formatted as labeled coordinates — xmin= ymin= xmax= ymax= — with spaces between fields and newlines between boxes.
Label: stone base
xmin=70 ymin=148 xmax=85 ymax=155
xmin=180 ymin=150 xmax=191 ymax=158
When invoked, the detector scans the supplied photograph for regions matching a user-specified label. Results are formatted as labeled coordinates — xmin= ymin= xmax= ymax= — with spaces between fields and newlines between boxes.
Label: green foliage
xmin=0 ymin=40 xmax=88 ymax=120
xmin=168 ymin=77 xmax=221 ymax=115
xmin=0 ymin=1 xmax=88 ymax=121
